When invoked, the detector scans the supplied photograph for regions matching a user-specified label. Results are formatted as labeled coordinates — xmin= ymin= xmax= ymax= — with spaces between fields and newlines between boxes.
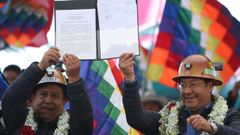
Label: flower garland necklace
xmin=159 ymin=95 xmax=228 ymax=135
xmin=22 ymin=107 xmax=70 ymax=135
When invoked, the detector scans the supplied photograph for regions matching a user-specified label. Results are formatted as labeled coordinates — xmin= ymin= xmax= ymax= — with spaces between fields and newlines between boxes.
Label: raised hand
xmin=38 ymin=47 xmax=61 ymax=70
xmin=119 ymin=53 xmax=135 ymax=81
xmin=63 ymin=54 xmax=80 ymax=83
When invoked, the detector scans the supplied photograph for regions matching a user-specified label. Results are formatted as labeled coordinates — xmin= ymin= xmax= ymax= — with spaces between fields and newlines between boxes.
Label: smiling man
xmin=2 ymin=47 xmax=93 ymax=135
xmin=120 ymin=53 xmax=240 ymax=135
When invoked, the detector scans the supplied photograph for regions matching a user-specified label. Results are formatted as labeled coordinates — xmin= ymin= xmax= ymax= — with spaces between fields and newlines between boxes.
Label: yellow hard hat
xmin=172 ymin=54 xmax=222 ymax=86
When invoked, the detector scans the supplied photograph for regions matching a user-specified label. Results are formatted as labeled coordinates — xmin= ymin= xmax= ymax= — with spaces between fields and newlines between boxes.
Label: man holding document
xmin=119 ymin=53 xmax=240 ymax=135
xmin=55 ymin=0 xmax=140 ymax=60
xmin=2 ymin=47 xmax=93 ymax=135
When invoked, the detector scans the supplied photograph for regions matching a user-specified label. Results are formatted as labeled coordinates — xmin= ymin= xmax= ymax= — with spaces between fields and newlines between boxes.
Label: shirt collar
xmin=184 ymin=101 xmax=213 ymax=116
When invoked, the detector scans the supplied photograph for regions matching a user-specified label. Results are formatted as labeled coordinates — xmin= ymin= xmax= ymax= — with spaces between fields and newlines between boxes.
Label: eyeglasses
xmin=177 ymin=81 xmax=205 ymax=90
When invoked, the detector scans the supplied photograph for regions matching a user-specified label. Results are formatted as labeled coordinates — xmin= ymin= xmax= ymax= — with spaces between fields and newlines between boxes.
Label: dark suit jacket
xmin=2 ymin=63 xmax=93 ymax=135
xmin=123 ymin=80 xmax=240 ymax=135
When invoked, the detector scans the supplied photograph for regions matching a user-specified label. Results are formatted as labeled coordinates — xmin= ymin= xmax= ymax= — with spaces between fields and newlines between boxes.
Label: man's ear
xmin=26 ymin=95 xmax=36 ymax=106
xmin=63 ymin=98 xmax=68 ymax=104
xmin=208 ymin=82 xmax=214 ymax=93
xmin=208 ymin=83 xmax=213 ymax=88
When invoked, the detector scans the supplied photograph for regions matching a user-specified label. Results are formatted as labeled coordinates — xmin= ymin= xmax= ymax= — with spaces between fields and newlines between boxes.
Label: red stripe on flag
xmin=108 ymin=59 xmax=124 ymax=93
xmin=0 ymin=3 xmax=4 ymax=8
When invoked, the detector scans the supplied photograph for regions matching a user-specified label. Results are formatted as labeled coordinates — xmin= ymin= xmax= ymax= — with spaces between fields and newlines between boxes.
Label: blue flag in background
xmin=0 ymin=72 xmax=8 ymax=100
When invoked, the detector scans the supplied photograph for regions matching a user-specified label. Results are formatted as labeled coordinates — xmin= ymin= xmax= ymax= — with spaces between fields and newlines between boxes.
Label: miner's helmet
xmin=35 ymin=69 xmax=67 ymax=96
xmin=172 ymin=54 xmax=223 ymax=86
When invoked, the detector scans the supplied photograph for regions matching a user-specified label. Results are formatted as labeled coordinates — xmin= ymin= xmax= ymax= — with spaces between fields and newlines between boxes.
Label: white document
xmin=55 ymin=0 xmax=139 ymax=60
xmin=97 ymin=0 xmax=139 ymax=59
xmin=55 ymin=9 xmax=97 ymax=59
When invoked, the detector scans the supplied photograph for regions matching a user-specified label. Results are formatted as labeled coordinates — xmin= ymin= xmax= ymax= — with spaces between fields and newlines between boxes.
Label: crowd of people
xmin=0 ymin=48 xmax=239 ymax=135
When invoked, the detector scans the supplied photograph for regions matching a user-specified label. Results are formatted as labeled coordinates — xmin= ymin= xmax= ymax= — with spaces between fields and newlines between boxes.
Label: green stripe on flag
xmin=189 ymin=28 xmax=201 ymax=44
xmin=178 ymin=7 xmax=192 ymax=25
xmin=91 ymin=61 xmax=108 ymax=76
xmin=104 ymin=103 xmax=121 ymax=121
xmin=111 ymin=124 xmax=128 ymax=135
xmin=169 ymin=0 xmax=180 ymax=5
xmin=98 ymin=79 xmax=115 ymax=98
xmin=200 ymin=47 xmax=205 ymax=54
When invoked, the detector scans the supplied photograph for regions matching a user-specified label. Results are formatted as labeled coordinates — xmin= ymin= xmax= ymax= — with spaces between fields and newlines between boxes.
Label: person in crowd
xmin=227 ymin=80 xmax=240 ymax=109
xmin=3 ymin=64 xmax=21 ymax=85
xmin=141 ymin=90 xmax=167 ymax=112
xmin=2 ymin=47 xmax=93 ymax=135
xmin=120 ymin=53 xmax=240 ymax=135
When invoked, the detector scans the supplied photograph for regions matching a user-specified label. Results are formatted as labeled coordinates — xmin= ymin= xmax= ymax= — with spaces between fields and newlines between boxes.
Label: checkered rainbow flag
xmin=147 ymin=0 xmax=240 ymax=89
xmin=80 ymin=60 xmax=141 ymax=135
xmin=0 ymin=0 xmax=53 ymax=49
